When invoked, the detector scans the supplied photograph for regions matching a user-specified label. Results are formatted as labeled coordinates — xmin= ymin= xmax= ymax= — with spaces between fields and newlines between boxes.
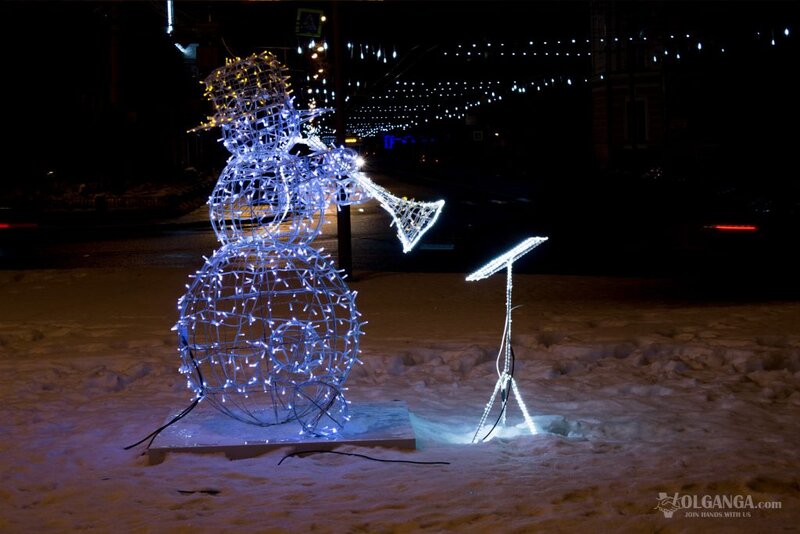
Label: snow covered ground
xmin=1 ymin=266 xmax=798 ymax=532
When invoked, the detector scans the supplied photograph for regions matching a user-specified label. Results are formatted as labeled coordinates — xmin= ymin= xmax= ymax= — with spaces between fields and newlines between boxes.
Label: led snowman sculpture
xmin=176 ymin=52 xmax=444 ymax=436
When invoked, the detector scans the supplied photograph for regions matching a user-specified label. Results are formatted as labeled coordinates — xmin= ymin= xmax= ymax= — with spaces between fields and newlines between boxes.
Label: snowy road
xmin=2 ymin=168 xmax=798 ymax=303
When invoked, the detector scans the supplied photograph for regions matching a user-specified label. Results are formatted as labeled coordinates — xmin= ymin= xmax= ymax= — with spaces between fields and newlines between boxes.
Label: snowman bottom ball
xmin=176 ymin=241 xmax=362 ymax=435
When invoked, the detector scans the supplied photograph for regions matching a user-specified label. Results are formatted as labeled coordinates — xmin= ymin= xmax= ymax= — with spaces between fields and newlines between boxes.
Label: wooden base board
xmin=147 ymin=400 xmax=416 ymax=464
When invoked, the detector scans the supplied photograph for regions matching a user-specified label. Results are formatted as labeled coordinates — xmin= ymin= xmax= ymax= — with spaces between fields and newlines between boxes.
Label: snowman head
xmin=192 ymin=51 xmax=324 ymax=155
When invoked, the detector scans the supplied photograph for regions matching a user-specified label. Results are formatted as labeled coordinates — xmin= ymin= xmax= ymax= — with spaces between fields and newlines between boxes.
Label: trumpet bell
xmin=391 ymin=197 xmax=446 ymax=253
xmin=356 ymin=175 xmax=445 ymax=253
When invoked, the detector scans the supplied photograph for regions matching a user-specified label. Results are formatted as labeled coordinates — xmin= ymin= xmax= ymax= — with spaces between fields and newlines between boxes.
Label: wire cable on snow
xmin=278 ymin=449 xmax=450 ymax=466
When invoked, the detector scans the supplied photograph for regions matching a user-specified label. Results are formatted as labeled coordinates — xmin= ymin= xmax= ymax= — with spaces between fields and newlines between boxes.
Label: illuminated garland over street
xmin=346 ymin=78 xmax=585 ymax=138
xmin=290 ymin=25 xmax=794 ymax=137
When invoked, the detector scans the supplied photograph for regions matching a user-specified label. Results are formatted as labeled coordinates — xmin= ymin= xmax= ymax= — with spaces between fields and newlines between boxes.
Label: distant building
xmin=590 ymin=0 xmax=798 ymax=176
xmin=590 ymin=0 xmax=666 ymax=171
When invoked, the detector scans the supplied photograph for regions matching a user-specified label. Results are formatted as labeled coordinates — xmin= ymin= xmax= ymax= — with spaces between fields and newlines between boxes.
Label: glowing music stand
xmin=467 ymin=236 xmax=548 ymax=443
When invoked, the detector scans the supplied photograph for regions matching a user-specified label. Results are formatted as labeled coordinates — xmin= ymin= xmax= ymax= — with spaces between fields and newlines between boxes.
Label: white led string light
xmin=354 ymin=174 xmax=445 ymax=253
xmin=177 ymin=242 xmax=359 ymax=433
xmin=295 ymin=23 xmax=794 ymax=137
xmin=178 ymin=52 xmax=444 ymax=436
xmin=345 ymin=77 xmax=586 ymax=137
xmin=468 ymin=237 xmax=548 ymax=443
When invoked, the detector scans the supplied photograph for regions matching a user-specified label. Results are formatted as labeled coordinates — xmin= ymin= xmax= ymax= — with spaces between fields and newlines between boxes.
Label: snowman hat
xmin=190 ymin=51 xmax=330 ymax=132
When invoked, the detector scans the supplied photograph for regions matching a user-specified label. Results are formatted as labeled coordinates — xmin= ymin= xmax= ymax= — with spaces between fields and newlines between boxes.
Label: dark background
xmin=1 ymin=1 xmax=798 ymax=289
xmin=3 ymin=1 xmax=797 ymax=184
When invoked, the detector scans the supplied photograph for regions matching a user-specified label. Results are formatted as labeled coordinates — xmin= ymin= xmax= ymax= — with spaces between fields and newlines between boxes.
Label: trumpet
xmin=351 ymin=173 xmax=445 ymax=253
xmin=319 ymin=144 xmax=445 ymax=253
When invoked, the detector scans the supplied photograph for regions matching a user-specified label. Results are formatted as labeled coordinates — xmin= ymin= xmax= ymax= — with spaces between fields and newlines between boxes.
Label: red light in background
xmin=0 ymin=222 xmax=38 ymax=230
xmin=709 ymin=224 xmax=758 ymax=232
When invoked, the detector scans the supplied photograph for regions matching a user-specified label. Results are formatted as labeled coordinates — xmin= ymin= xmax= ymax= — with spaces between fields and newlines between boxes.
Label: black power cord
xmin=479 ymin=343 xmax=516 ymax=443
xmin=278 ymin=449 xmax=450 ymax=466
xmin=125 ymin=335 xmax=206 ymax=452
xmin=124 ymin=397 xmax=201 ymax=451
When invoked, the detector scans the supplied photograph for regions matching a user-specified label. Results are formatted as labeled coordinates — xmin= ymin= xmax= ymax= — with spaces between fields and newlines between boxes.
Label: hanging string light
xmin=292 ymin=19 xmax=797 ymax=137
